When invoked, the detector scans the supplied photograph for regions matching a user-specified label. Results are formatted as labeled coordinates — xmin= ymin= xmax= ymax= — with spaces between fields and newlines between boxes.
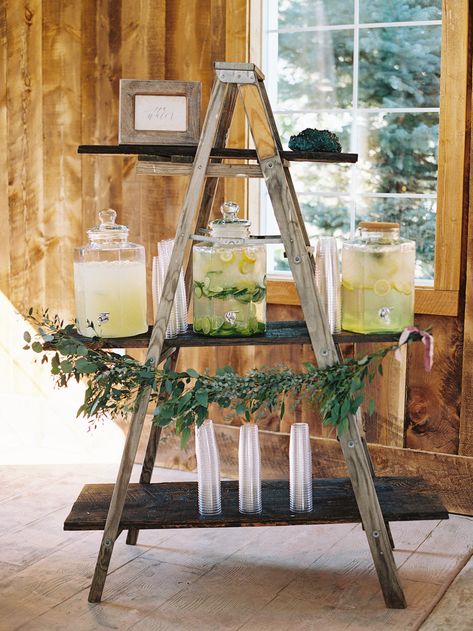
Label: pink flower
xmin=394 ymin=326 xmax=434 ymax=372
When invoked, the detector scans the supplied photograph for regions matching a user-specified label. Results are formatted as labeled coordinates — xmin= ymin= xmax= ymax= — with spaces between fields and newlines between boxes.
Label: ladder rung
xmin=136 ymin=161 xmax=264 ymax=178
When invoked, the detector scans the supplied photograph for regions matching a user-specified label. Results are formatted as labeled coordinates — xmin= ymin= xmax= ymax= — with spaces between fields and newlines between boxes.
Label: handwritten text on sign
xmin=134 ymin=95 xmax=187 ymax=132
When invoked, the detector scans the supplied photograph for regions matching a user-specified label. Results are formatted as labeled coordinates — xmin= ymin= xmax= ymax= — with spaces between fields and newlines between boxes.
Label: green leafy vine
xmin=23 ymin=309 xmax=431 ymax=446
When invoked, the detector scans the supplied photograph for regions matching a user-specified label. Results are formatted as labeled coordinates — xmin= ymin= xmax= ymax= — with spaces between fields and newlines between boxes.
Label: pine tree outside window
xmin=251 ymin=0 xmax=468 ymax=316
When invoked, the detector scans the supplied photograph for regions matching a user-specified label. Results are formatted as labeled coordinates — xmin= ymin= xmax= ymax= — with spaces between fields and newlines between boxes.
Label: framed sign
xmin=119 ymin=79 xmax=201 ymax=145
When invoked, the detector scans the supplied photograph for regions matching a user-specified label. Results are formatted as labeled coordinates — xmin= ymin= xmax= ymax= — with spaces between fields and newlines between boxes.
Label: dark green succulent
xmin=288 ymin=128 xmax=342 ymax=153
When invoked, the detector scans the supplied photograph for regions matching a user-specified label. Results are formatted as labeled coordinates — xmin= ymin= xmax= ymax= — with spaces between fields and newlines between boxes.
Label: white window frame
xmin=249 ymin=0 xmax=468 ymax=316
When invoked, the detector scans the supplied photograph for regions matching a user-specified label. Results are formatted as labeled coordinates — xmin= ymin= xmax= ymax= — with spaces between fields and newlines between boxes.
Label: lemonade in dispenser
xmin=73 ymin=209 xmax=148 ymax=338
xmin=192 ymin=202 xmax=266 ymax=336
xmin=341 ymin=221 xmax=415 ymax=333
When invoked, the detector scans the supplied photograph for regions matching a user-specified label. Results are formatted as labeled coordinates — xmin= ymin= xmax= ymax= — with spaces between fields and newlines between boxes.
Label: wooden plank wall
xmin=0 ymin=0 xmax=470 ymax=465
xmin=0 ymin=0 xmax=246 ymax=320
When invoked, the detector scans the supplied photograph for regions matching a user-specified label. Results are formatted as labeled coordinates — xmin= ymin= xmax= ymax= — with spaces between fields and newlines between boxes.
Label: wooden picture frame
xmin=119 ymin=79 xmax=201 ymax=145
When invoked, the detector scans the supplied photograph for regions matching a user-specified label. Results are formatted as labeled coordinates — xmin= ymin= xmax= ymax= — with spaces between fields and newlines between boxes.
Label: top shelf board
xmin=77 ymin=145 xmax=358 ymax=164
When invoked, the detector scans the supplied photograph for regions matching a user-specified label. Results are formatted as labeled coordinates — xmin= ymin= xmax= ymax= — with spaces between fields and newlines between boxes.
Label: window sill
xmin=266 ymin=279 xmax=458 ymax=317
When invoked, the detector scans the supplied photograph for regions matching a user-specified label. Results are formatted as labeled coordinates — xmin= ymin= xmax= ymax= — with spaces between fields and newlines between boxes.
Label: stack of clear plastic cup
xmin=239 ymin=423 xmax=262 ymax=514
xmin=315 ymin=236 xmax=341 ymax=334
xmin=152 ymin=239 xmax=187 ymax=338
xmin=289 ymin=422 xmax=313 ymax=513
xmin=195 ymin=419 xmax=222 ymax=516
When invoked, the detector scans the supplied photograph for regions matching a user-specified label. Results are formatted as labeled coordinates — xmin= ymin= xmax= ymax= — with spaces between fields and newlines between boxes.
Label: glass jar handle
xmin=99 ymin=209 xmax=117 ymax=226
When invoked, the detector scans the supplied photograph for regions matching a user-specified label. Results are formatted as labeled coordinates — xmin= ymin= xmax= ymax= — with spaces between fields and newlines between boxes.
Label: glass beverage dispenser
xmin=74 ymin=209 xmax=148 ymax=338
xmin=192 ymin=202 xmax=266 ymax=336
xmin=341 ymin=221 xmax=415 ymax=333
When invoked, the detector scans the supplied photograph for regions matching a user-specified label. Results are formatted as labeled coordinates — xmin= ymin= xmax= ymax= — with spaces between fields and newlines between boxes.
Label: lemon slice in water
xmin=238 ymin=261 xmax=254 ymax=275
xmin=373 ymin=279 xmax=391 ymax=296
xmin=393 ymin=281 xmax=412 ymax=295
xmin=219 ymin=250 xmax=234 ymax=263
xmin=242 ymin=249 xmax=257 ymax=263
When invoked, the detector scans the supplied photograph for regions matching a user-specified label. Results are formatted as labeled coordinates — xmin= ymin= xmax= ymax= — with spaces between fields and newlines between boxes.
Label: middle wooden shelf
xmin=70 ymin=321 xmax=402 ymax=350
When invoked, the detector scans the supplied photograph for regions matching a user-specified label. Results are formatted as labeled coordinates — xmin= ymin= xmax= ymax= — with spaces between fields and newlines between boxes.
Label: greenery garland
xmin=23 ymin=309 xmax=430 ymax=447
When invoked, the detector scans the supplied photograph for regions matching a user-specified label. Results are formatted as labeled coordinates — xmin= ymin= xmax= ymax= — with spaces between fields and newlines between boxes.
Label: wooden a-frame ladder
xmin=87 ymin=62 xmax=407 ymax=609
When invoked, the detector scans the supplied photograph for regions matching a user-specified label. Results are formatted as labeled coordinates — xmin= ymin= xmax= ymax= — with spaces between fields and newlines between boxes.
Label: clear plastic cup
xmin=239 ymin=424 xmax=262 ymax=514
xmin=153 ymin=239 xmax=188 ymax=338
xmin=289 ymin=422 xmax=313 ymax=513
xmin=195 ymin=420 xmax=222 ymax=516
xmin=315 ymin=236 xmax=341 ymax=334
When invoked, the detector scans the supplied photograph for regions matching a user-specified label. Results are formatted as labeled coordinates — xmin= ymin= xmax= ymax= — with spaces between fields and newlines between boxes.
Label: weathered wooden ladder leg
xmin=235 ymin=68 xmax=406 ymax=609
xmin=254 ymin=72 xmax=397 ymax=551
xmin=88 ymin=78 xmax=230 ymax=603
xmin=126 ymin=83 xmax=239 ymax=547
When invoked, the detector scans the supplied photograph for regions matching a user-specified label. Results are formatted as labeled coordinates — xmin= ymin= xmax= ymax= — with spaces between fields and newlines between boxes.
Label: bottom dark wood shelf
xmin=64 ymin=477 xmax=448 ymax=531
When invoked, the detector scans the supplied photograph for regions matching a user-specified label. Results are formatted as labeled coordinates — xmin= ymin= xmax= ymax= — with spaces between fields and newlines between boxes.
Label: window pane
xmin=301 ymin=196 xmax=351 ymax=237
xmin=278 ymin=0 xmax=354 ymax=28
xmin=277 ymin=30 xmax=353 ymax=108
xmin=291 ymin=162 xmax=351 ymax=194
xmin=358 ymin=197 xmax=436 ymax=281
xmin=265 ymin=196 xmax=351 ymax=274
xmin=359 ymin=0 xmax=442 ymax=24
xmin=356 ymin=112 xmax=439 ymax=194
xmin=358 ymin=25 xmax=441 ymax=108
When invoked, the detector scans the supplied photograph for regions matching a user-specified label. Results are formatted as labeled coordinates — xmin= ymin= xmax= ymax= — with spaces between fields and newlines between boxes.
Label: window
xmin=251 ymin=0 xmax=468 ymax=315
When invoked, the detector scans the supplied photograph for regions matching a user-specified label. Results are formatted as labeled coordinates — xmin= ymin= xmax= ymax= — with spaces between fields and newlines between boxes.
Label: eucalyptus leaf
xmin=196 ymin=390 xmax=208 ymax=408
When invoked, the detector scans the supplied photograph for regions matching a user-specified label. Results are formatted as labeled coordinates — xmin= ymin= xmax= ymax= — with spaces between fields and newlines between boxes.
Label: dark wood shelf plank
xmin=78 ymin=144 xmax=358 ymax=164
xmin=61 ymin=321 xmax=401 ymax=350
xmin=64 ymin=476 xmax=448 ymax=531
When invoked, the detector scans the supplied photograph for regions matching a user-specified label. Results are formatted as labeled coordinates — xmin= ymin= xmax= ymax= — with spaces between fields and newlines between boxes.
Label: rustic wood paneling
xmin=6 ymin=0 xmax=45 ymax=313
xmin=121 ymin=0 xmax=166 ymax=324
xmin=406 ymin=315 xmax=463 ymax=454
xmin=80 ymin=0 xmax=123 ymax=238
xmin=357 ymin=343 xmax=406 ymax=448
xmin=0 ymin=0 xmax=9 ymax=297
xmin=42 ymin=0 xmax=82 ymax=317
xmin=459 ymin=36 xmax=473 ymax=456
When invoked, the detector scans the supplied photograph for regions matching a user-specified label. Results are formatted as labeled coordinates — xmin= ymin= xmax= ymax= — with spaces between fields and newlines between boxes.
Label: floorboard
xmin=0 ymin=464 xmax=471 ymax=631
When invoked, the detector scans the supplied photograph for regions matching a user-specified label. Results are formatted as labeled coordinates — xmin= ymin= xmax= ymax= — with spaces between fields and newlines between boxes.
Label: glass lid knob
xmin=99 ymin=209 xmax=117 ymax=226
xmin=221 ymin=201 xmax=240 ymax=223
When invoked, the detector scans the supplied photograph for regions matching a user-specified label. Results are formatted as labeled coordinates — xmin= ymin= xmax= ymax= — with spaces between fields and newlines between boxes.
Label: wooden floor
xmin=1 ymin=464 xmax=472 ymax=631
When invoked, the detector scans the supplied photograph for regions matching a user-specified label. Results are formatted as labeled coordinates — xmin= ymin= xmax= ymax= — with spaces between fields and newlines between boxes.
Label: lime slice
xmin=211 ymin=315 xmax=224 ymax=331
xmin=203 ymin=276 xmax=211 ymax=289
xmin=373 ymin=279 xmax=391 ymax=297
xmin=194 ymin=286 xmax=203 ymax=299
xmin=193 ymin=318 xmax=203 ymax=332
xmin=248 ymin=317 xmax=260 ymax=333
xmin=201 ymin=317 xmax=211 ymax=335
xmin=393 ymin=281 xmax=412 ymax=295
xmin=219 ymin=250 xmax=235 ymax=263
